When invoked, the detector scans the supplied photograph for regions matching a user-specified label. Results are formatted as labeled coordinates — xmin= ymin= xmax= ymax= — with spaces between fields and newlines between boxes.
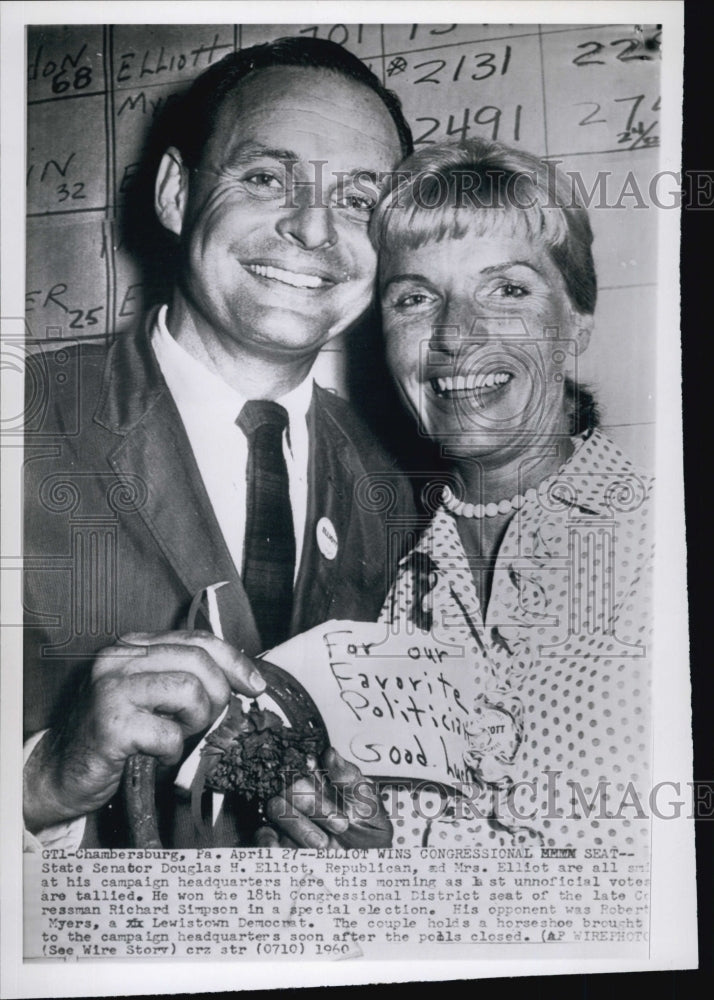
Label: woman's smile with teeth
xmin=244 ymin=263 xmax=331 ymax=289
xmin=431 ymin=371 xmax=513 ymax=395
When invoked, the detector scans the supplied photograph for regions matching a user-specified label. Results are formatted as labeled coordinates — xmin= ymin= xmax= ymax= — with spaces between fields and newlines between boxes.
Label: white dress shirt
xmin=152 ymin=304 xmax=313 ymax=577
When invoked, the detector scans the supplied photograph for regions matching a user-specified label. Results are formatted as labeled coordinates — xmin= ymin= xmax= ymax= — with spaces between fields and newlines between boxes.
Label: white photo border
xmin=1 ymin=2 xmax=693 ymax=997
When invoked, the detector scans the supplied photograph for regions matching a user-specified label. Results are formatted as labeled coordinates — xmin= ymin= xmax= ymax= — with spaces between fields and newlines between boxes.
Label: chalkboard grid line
xmin=545 ymin=146 xmax=660 ymax=160
xmin=26 ymin=207 xmax=106 ymax=219
xmin=377 ymin=23 xmax=623 ymax=60
xmin=537 ymin=25 xmax=549 ymax=158
xmin=599 ymin=282 xmax=658 ymax=292
xmin=601 ymin=421 xmax=655 ymax=429
xmin=105 ymin=24 xmax=117 ymax=342
xmin=28 ymin=91 xmax=107 ymax=107
xmin=379 ymin=24 xmax=387 ymax=89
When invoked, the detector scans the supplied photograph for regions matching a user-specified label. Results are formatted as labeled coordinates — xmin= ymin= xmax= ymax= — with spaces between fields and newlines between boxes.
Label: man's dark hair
xmin=168 ymin=36 xmax=413 ymax=166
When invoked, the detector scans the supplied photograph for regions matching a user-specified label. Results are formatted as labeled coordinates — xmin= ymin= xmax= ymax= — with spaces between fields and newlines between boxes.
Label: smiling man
xmin=157 ymin=56 xmax=406 ymax=396
xmin=23 ymin=38 xmax=415 ymax=849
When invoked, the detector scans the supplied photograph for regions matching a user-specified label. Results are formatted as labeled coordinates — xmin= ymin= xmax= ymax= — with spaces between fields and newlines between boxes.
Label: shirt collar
xmin=151 ymin=304 xmax=314 ymax=431
xmin=540 ymin=429 xmax=650 ymax=516
xmin=411 ymin=505 xmax=461 ymax=561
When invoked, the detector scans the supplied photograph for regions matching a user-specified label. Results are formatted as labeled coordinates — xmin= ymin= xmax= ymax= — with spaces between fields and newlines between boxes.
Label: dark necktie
xmin=236 ymin=400 xmax=296 ymax=650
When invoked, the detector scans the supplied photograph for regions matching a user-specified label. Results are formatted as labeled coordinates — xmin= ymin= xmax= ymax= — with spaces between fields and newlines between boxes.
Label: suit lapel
xmin=291 ymin=389 xmax=354 ymax=635
xmin=95 ymin=319 xmax=262 ymax=657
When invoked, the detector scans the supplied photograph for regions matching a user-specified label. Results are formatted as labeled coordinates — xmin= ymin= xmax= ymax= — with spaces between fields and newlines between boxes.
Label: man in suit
xmin=23 ymin=37 xmax=415 ymax=848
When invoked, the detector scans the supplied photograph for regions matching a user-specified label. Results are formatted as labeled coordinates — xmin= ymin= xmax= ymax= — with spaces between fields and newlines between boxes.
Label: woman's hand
xmin=255 ymin=748 xmax=392 ymax=849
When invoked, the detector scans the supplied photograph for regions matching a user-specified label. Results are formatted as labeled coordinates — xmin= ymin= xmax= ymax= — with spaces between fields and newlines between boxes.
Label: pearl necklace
xmin=440 ymin=435 xmax=590 ymax=519
xmin=441 ymin=484 xmax=538 ymax=519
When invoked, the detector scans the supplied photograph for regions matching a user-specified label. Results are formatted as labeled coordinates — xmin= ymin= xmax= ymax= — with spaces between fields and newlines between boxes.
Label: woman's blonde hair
xmin=371 ymin=137 xmax=597 ymax=315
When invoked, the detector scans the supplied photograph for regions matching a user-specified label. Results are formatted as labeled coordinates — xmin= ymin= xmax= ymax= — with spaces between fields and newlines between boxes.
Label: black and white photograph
xmin=0 ymin=1 xmax=695 ymax=995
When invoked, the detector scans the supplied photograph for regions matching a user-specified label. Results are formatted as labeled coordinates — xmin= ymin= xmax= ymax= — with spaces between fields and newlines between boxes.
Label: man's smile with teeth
xmin=431 ymin=371 xmax=513 ymax=396
xmin=243 ymin=262 xmax=334 ymax=289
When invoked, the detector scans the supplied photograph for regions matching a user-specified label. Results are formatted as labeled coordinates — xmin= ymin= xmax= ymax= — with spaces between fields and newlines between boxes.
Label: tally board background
xmin=25 ymin=22 xmax=662 ymax=468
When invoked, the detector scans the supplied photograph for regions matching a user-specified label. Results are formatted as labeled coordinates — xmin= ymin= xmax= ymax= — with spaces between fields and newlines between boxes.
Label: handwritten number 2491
xmin=415 ymin=105 xmax=522 ymax=146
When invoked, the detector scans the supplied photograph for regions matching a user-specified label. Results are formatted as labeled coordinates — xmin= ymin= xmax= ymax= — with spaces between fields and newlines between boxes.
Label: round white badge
xmin=316 ymin=517 xmax=338 ymax=560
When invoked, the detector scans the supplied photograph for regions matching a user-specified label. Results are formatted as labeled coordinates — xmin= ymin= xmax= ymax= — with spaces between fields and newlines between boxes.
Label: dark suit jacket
xmin=24 ymin=320 xmax=417 ymax=845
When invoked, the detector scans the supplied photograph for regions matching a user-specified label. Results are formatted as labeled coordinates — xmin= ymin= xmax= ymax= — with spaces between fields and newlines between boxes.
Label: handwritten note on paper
xmin=264 ymin=620 xmax=474 ymax=787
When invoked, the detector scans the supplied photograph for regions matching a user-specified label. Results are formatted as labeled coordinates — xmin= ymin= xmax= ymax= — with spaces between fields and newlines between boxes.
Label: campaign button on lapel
xmin=316 ymin=516 xmax=338 ymax=560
